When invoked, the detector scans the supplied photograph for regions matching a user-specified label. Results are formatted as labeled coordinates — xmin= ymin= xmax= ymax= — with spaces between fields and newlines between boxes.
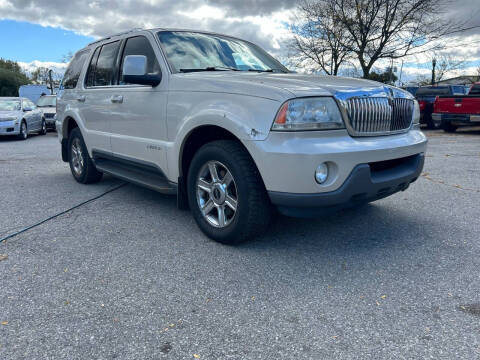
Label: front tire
xmin=67 ymin=128 xmax=103 ymax=184
xmin=17 ymin=121 xmax=27 ymax=140
xmin=40 ymin=119 xmax=47 ymax=135
xmin=187 ymin=140 xmax=272 ymax=244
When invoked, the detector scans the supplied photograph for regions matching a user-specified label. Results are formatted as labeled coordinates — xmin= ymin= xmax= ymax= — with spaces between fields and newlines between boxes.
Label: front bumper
xmin=244 ymin=128 xmax=427 ymax=194
xmin=269 ymin=153 xmax=424 ymax=217
xmin=432 ymin=113 xmax=480 ymax=126
xmin=0 ymin=121 xmax=20 ymax=136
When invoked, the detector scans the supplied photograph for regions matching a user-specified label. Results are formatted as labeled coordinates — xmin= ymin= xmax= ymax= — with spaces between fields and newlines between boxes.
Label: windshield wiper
xmin=248 ymin=68 xmax=274 ymax=72
xmin=179 ymin=66 xmax=239 ymax=73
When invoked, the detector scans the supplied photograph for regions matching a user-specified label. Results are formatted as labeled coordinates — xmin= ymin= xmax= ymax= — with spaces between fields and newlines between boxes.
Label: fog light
xmin=315 ymin=163 xmax=329 ymax=184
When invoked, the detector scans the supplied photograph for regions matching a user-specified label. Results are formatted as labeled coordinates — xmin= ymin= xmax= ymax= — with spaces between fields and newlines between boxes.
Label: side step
xmin=93 ymin=154 xmax=177 ymax=195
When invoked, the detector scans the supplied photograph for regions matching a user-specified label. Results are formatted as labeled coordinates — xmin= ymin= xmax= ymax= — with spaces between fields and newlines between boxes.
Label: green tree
xmin=0 ymin=58 xmax=30 ymax=96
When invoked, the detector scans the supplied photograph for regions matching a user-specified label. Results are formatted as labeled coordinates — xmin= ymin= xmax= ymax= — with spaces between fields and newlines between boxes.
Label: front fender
xmin=165 ymin=92 xmax=281 ymax=180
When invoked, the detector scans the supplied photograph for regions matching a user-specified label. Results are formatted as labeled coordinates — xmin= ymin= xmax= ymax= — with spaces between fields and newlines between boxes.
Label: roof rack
xmin=87 ymin=28 xmax=143 ymax=46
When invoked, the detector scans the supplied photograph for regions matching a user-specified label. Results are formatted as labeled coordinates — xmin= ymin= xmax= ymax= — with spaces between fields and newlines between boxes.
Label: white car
xmin=56 ymin=28 xmax=427 ymax=244
xmin=36 ymin=95 xmax=57 ymax=131
xmin=0 ymin=97 xmax=46 ymax=139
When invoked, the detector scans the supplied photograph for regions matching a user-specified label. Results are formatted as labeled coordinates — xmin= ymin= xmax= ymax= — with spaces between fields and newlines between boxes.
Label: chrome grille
xmin=343 ymin=97 xmax=414 ymax=135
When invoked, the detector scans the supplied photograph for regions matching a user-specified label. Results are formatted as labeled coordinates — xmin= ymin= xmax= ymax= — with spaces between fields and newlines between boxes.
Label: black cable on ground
xmin=0 ymin=183 xmax=127 ymax=243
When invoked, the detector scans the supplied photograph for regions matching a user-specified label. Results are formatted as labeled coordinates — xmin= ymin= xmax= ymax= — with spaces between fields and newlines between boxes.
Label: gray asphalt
xmin=1 ymin=129 xmax=479 ymax=359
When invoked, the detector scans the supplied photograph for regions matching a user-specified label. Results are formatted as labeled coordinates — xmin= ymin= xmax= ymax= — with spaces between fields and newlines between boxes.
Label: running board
xmin=93 ymin=153 xmax=177 ymax=195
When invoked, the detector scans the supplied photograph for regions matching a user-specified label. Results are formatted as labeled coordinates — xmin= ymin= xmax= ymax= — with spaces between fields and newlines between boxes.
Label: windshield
xmin=37 ymin=96 xmax=56 ymax=107
xmin=158 ymin=31 xmax=289 ymax=73
xmin=416 ymin=87 xmax=450 ymax=96
xmin=0 ymin=99 xmax=21 ymax=111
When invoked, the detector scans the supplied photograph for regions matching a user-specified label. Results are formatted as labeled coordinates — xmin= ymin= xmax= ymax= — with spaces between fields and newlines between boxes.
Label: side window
xmin=24 ymin=100 xmax=34 ymax=109
xmin=94 ymin=41 xmax=121 ymax=86
xmin=63 ymin=50 xmax=89 ymax=89
xmin=85 ymin=47 xmax=101 ymax=87
xmin=119 ymin=36 xmax=160 ymax=85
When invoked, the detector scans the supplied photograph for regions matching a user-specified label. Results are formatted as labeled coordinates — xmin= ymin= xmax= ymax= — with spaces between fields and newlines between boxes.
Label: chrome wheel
xmin=196 ymin=160 xmax=238 ymax=228
xmin=41 ymin=120 xmax=46 ymax=134
xmin=71 ymin=138 xmax=84 ymax=176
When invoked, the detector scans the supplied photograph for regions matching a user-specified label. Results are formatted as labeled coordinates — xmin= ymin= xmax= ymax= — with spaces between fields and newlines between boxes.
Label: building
xmin=436 ymin=75 xmax=479 ymax=85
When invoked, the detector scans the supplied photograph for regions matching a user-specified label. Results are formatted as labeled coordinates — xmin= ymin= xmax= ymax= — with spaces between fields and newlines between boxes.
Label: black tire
xmin=17 ymin=120 xmax=27 ymax=140
xmin=187 ymin=140 xmax=272 ymax=244
xmin=426 ymin=116 xmax=440 ymax=130
xmin=67 ymin=128 xmax=103 ymax=184
xmin=40 ymin=119 xmax=47 ymax=135
xmin=442 ymin=121 xmax=457 ymax=133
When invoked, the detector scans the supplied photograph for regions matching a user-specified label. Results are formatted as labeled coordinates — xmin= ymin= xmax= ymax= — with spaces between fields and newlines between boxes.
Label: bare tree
xmin=432 ymin=55 xmax=466 ymax=83
xmin=290 ymin=0 xmax=474 ymax=78
xmin=289 ymin=1 xmax=353 ymax=75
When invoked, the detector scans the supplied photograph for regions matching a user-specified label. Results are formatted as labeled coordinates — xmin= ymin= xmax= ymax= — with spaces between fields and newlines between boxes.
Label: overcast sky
xmin=1 ymin=0 xmax=479 ymax=83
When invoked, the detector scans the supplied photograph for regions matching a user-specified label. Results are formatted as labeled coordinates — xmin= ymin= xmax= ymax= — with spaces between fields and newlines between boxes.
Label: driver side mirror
xmin=23 ymin=107 xmax=32 ymax=112
xmin=122 ymin=55 xmax=161 ymax=87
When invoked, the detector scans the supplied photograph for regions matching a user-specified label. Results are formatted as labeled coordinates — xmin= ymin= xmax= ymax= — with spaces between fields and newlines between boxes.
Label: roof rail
xmin=87 ymin=28 xmax=144 ymax=46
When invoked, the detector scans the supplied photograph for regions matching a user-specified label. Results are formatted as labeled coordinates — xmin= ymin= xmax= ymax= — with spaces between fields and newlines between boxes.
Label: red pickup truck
xmin=432 ymin=83 xmax=480 ymax=132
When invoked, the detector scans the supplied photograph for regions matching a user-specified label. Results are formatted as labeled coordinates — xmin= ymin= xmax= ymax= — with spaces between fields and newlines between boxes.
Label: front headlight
xmin=272 ymin=97 xmax=345 ymax=131
xmin=413 ymin=100 xmax=420 ymax=124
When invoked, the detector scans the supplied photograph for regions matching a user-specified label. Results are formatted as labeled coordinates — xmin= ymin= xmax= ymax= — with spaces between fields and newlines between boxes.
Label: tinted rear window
xmin=62 ymin=50 xmax=89 ymax=89
xmin=416 ymin=87 xmax=450 ymax=96
xmin=469 ymin=85 xmax=480 ymax=95
xmin=93 ymin=41 xmax=120 ymax=86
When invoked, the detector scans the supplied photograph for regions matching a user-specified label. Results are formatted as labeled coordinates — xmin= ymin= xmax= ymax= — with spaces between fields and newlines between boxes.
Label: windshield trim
xmin=156 ymin=30 xmax=289 ymax=75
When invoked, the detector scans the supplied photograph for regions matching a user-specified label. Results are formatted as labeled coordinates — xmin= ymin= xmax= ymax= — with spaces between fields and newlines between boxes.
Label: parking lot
xmin=0 ymin=129 xmax=479 ymax=359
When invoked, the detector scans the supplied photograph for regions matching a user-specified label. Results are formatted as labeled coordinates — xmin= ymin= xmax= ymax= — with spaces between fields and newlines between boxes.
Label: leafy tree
xmin=0 ymin=58 xmax=30 ymax=96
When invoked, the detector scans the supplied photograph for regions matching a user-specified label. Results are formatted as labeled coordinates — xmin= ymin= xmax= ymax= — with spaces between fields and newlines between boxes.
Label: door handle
xmin=110 ymin=95 xmax=123 ymax=104
xmin=76 ymin=95 xmax=86 ymax=102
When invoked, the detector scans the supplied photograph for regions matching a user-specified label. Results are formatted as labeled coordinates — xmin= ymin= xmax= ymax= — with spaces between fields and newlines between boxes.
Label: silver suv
xmin=56 ymin=28 xmax=427 ymax=244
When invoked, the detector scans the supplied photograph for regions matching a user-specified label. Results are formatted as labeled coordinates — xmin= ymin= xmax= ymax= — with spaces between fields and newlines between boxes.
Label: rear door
xmin=108 ymin=33 xmax=169 ymax=171
xmin=80 ymin=41 xmax=122 ymax=154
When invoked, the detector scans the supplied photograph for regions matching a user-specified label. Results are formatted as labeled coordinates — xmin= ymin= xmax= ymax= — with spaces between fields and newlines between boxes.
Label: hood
xmin=169 ymin=72 xmax=411 ymax=101
xmin=0 ymin=110 xmax=21 ymax=119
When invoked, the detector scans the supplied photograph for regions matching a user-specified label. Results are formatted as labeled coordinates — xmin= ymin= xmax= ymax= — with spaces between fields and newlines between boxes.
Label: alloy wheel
xmin=196 ymin=160 xmax=238 ymax=228
xmin=71 ymin=138 xmax=85 ymax=176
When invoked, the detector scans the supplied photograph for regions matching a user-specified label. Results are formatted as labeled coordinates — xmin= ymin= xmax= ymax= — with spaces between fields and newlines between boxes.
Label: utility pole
xmin=48 ymin=69 xmax=54 ymax=95
xmin=431 ymin=58 xmax=437 ymax=85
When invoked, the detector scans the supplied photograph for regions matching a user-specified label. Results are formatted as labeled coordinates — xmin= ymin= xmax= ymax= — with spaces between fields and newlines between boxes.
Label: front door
xmin=109 ymin=34 xmax=169 ymax=173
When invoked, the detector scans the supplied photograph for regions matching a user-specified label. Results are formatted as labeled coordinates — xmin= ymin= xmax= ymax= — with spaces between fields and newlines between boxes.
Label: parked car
xmin=0 ymin=97 xmax=46 ymax=139
xmin=432 ymin=82 xmax=480 ymax=132
xmin=36 ymin=95 xmax=57 ymax=130
xmin=415 ymin=85 xmax=467 ymax=129
xmin=56 ymin=28 xmax=427 ymax=244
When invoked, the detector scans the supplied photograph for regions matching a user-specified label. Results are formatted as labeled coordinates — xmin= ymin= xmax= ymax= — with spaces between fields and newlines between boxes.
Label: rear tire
xmin=187 ymin=140 xmax=272 ymax=244
xmin=426 ymin=116 xmax=440 ymax=130
xmin=442 ymin=121 xmax=457 ymax=133
xmin=67 ymin=128 xmax=103 ymax=184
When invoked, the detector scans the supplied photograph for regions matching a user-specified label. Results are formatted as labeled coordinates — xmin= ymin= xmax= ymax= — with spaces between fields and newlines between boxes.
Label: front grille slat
xmin=344 ymin=97 xmax=413 ymax=136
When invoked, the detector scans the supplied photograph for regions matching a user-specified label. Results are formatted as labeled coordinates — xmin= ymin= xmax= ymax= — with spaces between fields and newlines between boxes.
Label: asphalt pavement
xmin=0 ymin=129 xmax=479 ymax=359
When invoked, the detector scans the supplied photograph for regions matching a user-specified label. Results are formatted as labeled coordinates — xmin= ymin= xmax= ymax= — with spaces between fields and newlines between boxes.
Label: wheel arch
xmin=176 ymin=124 xmax=264 ymax=210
